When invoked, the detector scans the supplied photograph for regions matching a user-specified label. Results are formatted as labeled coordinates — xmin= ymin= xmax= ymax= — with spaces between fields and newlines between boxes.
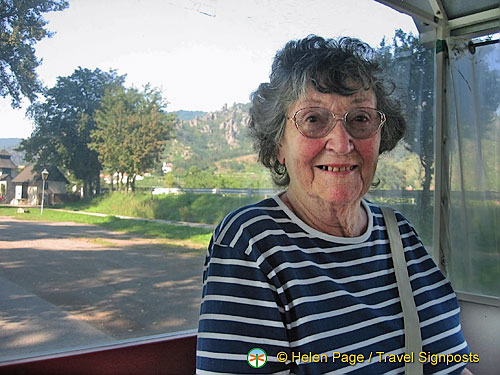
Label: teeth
xmin=320 ymin=166 xmax=354 ymax=172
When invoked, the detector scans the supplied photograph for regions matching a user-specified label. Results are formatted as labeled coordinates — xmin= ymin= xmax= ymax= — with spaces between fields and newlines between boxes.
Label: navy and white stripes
xmin=196 ymin=196 xmax=469 ymax=374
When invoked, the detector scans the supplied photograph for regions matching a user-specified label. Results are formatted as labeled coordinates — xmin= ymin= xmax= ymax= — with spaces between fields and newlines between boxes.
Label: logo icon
xmin=247 ymin=348 xmax=267 ymax=368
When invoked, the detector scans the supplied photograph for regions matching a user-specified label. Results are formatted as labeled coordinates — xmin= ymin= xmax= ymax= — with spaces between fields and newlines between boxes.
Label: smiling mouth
xmin=317 ymin=165 xmax=357 ymax=172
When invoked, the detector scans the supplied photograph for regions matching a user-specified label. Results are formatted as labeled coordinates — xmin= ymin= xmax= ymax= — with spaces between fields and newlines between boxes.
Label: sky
xmin=1 ymin=0 xmax=418 ymax=139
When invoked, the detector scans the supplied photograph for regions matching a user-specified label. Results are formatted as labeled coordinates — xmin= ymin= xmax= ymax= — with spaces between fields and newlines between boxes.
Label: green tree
xmin=90 ymin=85 xmax=176 ymax=191
xmin=17 ymin=67 xmax=125 ymax=197
xmin=182 ymin=166 xmax=216 ymax=188
xmin=0 ymin=0 xmax=68 ymax=107
xmin=375 ymin=160 xmax=407 ymax=190
xmin=89 ymin=85 xmax=129 ymax=191
xmin=163 ymin=172 xmax=177 ymax=188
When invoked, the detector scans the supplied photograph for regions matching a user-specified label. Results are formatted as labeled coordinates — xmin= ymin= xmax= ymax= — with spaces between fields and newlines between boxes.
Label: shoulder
xmin=203 ymin=196 xmax=289 ymax=280
xmin=212 ymin=196 xmax=288 ymax=248
xmin=364 ymin=200 xmax=431 ymax=263
xmin=364 ymin=200 xmax=418 ymax=237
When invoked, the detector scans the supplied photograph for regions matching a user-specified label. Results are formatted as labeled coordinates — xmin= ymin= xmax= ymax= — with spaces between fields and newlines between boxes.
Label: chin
xmin=315 ymin=189 xmax=363 ymax=206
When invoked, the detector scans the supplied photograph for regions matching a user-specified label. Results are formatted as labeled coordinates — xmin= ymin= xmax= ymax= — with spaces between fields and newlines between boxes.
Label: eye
xmin=297 ymin=108 xmax=329 ymax=126
xmin=305 ymin=113 xmax=321 ymax=123
xmin=348 ymin=108 xmax=377 ymax=126
xmin=350 ymin=112 xmax=371 ymax=124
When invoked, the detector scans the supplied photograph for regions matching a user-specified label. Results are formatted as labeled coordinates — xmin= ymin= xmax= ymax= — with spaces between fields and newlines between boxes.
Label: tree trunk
xmin=96 ymin=172 xmax=101 ymax=195
xmin=82 ymin=180 xmax=90 ymax=199
xmin=118 ymin=172 xmax=123 ymax=191
xmin=419 ymin=159 xmax=432 ymax=210
xmin=131 ymin=175 xmax=136 ymax=192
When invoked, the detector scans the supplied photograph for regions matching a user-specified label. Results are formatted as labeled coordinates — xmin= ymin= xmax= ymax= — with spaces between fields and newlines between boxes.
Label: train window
xmin=1 ymin=0 xmax=435 ymax=365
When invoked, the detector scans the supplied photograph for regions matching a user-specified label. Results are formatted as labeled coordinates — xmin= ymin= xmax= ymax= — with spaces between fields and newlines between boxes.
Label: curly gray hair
xmin=248 ymin=35 xmax=406 ymax=187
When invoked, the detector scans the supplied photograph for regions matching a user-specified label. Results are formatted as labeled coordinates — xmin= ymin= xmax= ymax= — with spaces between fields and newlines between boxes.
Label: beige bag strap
xmin=380 ymin=206 xmax=423 ymax=375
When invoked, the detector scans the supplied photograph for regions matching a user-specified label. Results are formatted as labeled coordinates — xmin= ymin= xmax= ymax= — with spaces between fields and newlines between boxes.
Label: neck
xmin=281 ymin=191 xmax=367 ymax=237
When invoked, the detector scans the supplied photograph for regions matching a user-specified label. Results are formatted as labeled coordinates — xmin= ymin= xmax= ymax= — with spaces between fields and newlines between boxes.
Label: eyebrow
xmin=351 ymin=97 xmax=373 ymax=104
xmin=299 ymin=98 xmax=323 ymax=106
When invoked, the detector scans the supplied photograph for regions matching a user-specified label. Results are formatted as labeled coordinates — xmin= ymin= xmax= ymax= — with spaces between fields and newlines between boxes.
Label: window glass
xmin=445 ymin=36 xmax=500 ymax=297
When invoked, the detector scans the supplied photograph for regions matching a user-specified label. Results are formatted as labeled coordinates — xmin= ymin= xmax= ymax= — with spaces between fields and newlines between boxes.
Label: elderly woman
xmin=196 ymin=36 xmax=471 ymax=374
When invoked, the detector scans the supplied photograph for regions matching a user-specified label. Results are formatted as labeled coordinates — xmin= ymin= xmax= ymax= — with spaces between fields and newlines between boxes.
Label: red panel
xmin=0 ymin=333 xmax=197 ymax=375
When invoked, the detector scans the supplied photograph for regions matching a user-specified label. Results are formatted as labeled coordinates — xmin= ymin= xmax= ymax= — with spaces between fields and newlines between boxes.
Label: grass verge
xmin=0 ymin=207 xmax=213 ymax=249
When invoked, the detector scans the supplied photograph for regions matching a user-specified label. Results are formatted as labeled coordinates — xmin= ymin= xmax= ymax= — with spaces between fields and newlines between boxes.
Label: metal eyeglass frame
xmin=290 ymin=106 xmax=386 ymax=139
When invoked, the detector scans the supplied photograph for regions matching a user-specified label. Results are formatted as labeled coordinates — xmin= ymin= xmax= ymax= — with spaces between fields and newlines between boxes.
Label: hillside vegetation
xmin=164 ymin=103 xmax=253 ymax=169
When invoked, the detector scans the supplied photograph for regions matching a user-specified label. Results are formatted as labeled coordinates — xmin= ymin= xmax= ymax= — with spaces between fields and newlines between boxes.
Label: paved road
xmin=0 ymin=216 xmax=205 ymax=361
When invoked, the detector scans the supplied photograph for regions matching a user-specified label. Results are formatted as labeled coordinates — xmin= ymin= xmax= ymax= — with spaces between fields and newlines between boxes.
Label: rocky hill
xmin=164 ymin=103 xmax=254 ymax=170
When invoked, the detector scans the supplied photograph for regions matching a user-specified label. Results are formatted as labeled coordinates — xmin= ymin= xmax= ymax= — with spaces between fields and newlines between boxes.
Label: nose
xmin=324 ymin=118 xmax=355 ymax=155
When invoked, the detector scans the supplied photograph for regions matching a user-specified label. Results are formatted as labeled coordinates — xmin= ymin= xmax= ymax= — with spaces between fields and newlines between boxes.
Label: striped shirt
xmin=196 ymin=196 xmax=469 ymax=374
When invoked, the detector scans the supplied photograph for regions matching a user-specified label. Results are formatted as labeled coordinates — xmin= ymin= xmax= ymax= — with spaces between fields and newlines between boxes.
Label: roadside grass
xmin=58 ymin=192 xmax=265 ymax=224
xmin=84 ymin=238 xmax=120 ymax=247
xmin=0 ymin=207 xmax=212 ymax=249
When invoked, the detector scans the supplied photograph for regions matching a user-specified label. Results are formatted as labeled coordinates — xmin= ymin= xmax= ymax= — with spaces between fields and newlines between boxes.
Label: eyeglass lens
xmin=294 ymin=107 xmax=383 ymax=139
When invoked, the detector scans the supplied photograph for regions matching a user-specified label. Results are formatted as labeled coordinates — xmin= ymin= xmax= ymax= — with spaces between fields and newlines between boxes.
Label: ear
xmin=277 ymin=142 xmax=285 ymax=165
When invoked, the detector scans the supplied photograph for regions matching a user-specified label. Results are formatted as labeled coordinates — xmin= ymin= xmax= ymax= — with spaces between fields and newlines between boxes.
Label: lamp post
xmin=40 ymin=169 xmax=49 ymax=214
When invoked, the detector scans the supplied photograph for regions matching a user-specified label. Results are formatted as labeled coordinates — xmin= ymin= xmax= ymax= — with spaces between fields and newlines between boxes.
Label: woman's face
xmin=278 ymin=87 xmax=381 ymax=208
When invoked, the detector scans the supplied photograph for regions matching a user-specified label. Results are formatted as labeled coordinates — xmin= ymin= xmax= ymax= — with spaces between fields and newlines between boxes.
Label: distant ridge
xmin=0 ymin=138 xmax=22 ymax=148
xmin=0 ymin=138 xmax=25 ymax=165
xmin=172 ymin=110 xmax=207 ymax=121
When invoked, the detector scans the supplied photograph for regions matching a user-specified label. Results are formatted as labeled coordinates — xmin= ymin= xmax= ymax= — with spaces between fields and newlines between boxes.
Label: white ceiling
xmin=375 ymin=0 xmax=500 ymax=38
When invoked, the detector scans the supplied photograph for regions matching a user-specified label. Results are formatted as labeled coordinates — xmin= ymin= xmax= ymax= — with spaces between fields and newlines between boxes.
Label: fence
xmin=150 ymin=187 xmax=499 ymax=202
xmin=150 ymin=187 xmax=279 ymax=196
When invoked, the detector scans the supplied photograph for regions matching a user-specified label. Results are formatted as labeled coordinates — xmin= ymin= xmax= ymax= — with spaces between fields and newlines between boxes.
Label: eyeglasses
xmin=290 ymin=107 xmax=386 ymax=139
